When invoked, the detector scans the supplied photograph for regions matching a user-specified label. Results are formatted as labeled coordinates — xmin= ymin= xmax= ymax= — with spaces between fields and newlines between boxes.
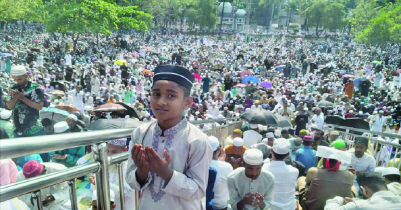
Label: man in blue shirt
xmin=206 ymin=166 xmax=217 ymax=210
xmin=295 ymin=135 xmax=317 ymax=172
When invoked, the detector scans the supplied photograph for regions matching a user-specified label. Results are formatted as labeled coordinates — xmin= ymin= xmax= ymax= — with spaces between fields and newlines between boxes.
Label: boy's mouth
xmin=155 ymin=108 xmax=168 ymax=112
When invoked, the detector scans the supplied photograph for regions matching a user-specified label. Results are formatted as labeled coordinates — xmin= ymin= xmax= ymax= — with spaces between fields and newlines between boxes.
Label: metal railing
xmin=0 ymin=120 xmax=241 ymax=210
xmin=325 ymin=124 xmax=401 ymax=169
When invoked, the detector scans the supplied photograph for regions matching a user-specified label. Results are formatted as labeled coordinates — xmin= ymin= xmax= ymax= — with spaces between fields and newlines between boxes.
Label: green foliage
xmin=0 ymin=0 xmax=43 ymax=23
xmin=293 ymin=27 xmax=299 ymax=33
xmin=185 ymin=0 xmax=217 ymax=30
xmin=43 ymin=0 xmax=152 ymax=35
xmin=349 ymin=0 xmax=377 ymax=37
xmin=356 ymin=3 xmax=401 ymax=44
xmin=306 ymin=0 xmax=346 ymax=37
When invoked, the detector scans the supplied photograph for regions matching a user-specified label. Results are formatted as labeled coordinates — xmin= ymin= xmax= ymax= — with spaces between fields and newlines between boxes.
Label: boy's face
xmin=150 ymin=80 xmax=192 ymax=123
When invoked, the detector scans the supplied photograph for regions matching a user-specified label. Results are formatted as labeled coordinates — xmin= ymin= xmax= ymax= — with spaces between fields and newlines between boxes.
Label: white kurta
xmin=242 ymin=130 xmax=263 ymax=148
xmin=68 ymin=90 xmax=85 ymax=113
xmin=65 ymin=54 xmax=72 ymax=66
xmin=16 ymin=163 xmax=69 ymax=210
xmin=370 ymin=115 xmax=386 ymax=132
xmin=126 ymin=120 xmax=213 ymax=210
xmin=91 ymin=78 xmax=100 ymax=96
xmin=227 ymin=167 xmax=275 ymax=210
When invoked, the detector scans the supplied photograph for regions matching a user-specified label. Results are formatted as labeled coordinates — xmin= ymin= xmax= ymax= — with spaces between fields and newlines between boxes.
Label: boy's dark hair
xmin=272 ymin=150 xmax=288 ymax=161
xmin=41 ymin=118 xmax=52 ymax=126
xmin=322 ymin=158 xmax=340 ymax=168
xmin=355 ymin=137 xmax=369 ymax=147
xmin=384 ymin=174 xmax=401 ymax=183
xmin=303 ymin=140 xmax=313 ymax=146
xmin=179 ymin=84 xmax=191 ymax=98
xmin=356 ymin=172 xmax=388 ymax=192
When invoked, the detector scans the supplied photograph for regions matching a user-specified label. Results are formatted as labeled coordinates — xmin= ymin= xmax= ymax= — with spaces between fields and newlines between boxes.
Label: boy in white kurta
xmin=126 ymin=65 xmax=213 ymax=210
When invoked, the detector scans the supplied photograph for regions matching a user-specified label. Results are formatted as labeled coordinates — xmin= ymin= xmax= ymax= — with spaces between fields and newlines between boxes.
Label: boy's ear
xmin=184 ymin=96 xmax=193 ymax=109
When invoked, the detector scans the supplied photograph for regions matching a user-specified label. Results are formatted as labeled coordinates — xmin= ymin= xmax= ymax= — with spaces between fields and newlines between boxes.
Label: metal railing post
xmin=94 ymin=143 xmax=111 ymax=210
xmin=117 ymin=163 xmax=125 ymax=210
xmin=68 ymin=179 xmax=78 ymax=210
xmin=32 ymin=191 xmax=43 ymax=210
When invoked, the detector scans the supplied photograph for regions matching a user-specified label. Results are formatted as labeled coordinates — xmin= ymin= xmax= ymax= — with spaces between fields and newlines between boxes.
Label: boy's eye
xmin=152 ymin=93 xmax=160 ymax=96
xmin=168 ymin=94 xmax=176 ymax=98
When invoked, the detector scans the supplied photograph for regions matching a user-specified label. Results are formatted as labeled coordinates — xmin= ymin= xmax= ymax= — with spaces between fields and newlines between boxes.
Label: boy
xmin=126 ymin=65 xmax=213 ymax=209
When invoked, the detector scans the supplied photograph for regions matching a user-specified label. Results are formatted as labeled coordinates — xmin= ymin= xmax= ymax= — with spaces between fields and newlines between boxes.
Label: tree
xmin=306 ymin=0 xmax=346 ymax=38
xmin=284 ymin=0 xmax=299 ymax=30
xmin=197 ymin=0 xmax=218 ymax=30
xmin=0 ymin=0 xmax=43 ymax=23
xmin=356 ymin=2 xmax=401 ymax=44
xmin=43 ymin=0 xmax=152 ymax=49
xmin=348 ymin=0 xmax=377 ymax=37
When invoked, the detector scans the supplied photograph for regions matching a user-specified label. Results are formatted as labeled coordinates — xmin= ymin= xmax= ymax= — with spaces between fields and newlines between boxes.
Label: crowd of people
xmin=1 ymin=23 xmax=401 ymax=210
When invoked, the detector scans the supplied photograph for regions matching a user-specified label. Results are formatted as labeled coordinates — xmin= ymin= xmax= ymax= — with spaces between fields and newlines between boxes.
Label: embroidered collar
xmin=154 ymin=118 xmax=188 ymax=138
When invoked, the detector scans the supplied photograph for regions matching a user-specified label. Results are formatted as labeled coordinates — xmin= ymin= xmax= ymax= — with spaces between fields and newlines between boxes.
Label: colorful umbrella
xmin=260 ymin=81 xmax=273 ymax=89
xmin=132 ymin=53 xmax=139 ymax=57
xmin=146 ymin=47 xmax=151 ymax=50
xmin=115 ymin=60 xmax=127 ymax=65
xmin=397 ymin=69 xmax=401 ymax=73
xmin=296 ymin=38 xmax=303 ymax=41
xmin=236 ymin=83 xmax=246 ymax=88
xmin=40 ymin=107 xmax=70 ymax=122
xmin=326 ymin=62 xmax=336 ymax=69
xmin=55 ymin=105 xmax=81 ymax=113
xmin=275 ymin=65 xmax=286 ymax=71
xmin=49 ymin=90 xmax=65 ymax=95
xmin=193 ymin=73 xmax=201 ymax=82
xmin=354 ymin=78 xmax=367 ymax=88
xmin=242 ymin=75 xmax=260 ymax=84
xmin=142 ymin=70 xmax=153 ymax=76
xmin=240 ymin=70 xmax=252 ymax=78
xmin=33 ymin=39 xmax=41 ymax=43
xmin=372 ymin=61 xmax=381 ymax=65
xmin=93 ymin=103 xmax=126 ymax=112
xmin=343 ymin=74 xmax=355 ymax=78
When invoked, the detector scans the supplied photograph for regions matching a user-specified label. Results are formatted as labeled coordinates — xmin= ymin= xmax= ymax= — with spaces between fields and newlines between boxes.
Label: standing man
xmin=67 ymin=85 xmax=85 ymax=113
xmin=91 ymin=74 xmax=100 ymax=97
xmin=295 ymin=135 xmax=318 ymax=172
xmin=370 ymin=110 xmax=386 ymax=132
xmin=311 ymin=108 xmax=324 ymax=129
xmin=6 ymin=66 xmax=45 ymax=137
xmin=243 ymin=124 xmax=263 ymax=149
xmin=227 ymin=149 xmax=275 ymax=210
xmin=268 ymin=138 xmax=299 ymax=210
xmin=295 ymin=108 xmax=309 ymax=135
xmin=209 ymin=136 xmax=233 ymax=210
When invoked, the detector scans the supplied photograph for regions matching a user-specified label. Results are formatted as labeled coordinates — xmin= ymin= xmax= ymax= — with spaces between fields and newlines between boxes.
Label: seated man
xmin=17 ymin=160 xmax=69 ymax=209
xmin=325 ymin=172 xmax=401 ymax=210
xmin=225 ymin=137 xmax=247 ymax=169
xmin=228 ymin=149 xmax=274 ymax=210
xmin=382 ymin=167 xmax=401 ymax=196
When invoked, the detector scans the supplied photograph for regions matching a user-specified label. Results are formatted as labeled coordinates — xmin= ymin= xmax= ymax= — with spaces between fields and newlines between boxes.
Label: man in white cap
xmin=382 ymin=167 xmax=401 ymax=196
xmin=227 ymin=149 xmax=275 ymax=210
xmin=142 ymin=112 xmax=155 ymax=123
xmin=49 ymin=121 xmax=85 ymax=167
xmin=89 ymin=138 xmax=136 ymax=210
xmin=370 ymin=110 xmax=387 ymax=132
xmin=6 ymin=65 xmax=45 ymax=137
xmin=67 ymin=85 xmax=85 ymax=113
xmin=67 ymin=114 xmax=83 ymax=132
xmin=0 ymin=109 xmax=14 ymax=138
xmin=243 ymin=124 xmax=263 ymax=148
xmin=266 ymin=138 xmax=299 ymax=210
xmin=225 ymin=137 xmax=247 ymax=169
xmin=209 ymin=136 xmax=233 ymax=210
xmin=208 ymin=102 xmax=220 ymax=117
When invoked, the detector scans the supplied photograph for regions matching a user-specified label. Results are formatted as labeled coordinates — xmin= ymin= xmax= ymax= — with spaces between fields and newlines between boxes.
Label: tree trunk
xmin=73 ymin=33 xmax=80 ymax=52
xmin=96 ymin=33 xmax=99 ymax=47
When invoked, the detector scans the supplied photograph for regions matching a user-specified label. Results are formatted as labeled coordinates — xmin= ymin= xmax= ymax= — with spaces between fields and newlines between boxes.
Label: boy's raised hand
xmin=131 ymin=144 xmax=150 ymax=175
xmin=144 ymin=146 xmax=173 ymax=182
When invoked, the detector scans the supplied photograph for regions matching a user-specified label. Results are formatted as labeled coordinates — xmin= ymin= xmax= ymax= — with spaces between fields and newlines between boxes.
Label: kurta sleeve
xmin=262 ymin=176 xmax=275 ymax=210
xmin=125 ymin=127 xmax=153 ymax=191
xmin=65 ymin=146 xmax=85 ymax=166
xmin=227 ymin=176 xmax=241 ymax=210
xmin=162 ymin=134 xmax=213 ymax=201
xmin=0 ymin=161 xmax=11 ymax=186
xmin=324 ymin=196 xmax=357 ymax=210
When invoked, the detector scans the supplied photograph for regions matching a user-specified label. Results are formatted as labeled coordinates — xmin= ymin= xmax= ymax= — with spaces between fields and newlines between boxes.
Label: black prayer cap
xmin=153 ymin=65 xmax=194 ymax=90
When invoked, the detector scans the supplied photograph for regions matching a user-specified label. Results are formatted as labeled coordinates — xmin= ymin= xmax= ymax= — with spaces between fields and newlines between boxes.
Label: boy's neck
xmin=157 ymin=116 xmax=183 ymax=134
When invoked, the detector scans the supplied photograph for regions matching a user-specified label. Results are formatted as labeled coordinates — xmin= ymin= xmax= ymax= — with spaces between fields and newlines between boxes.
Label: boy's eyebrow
xmin=151 ymin=88 xmax=179 ymax=94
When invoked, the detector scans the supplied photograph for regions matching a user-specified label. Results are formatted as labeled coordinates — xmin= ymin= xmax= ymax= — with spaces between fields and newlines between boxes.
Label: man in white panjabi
xmin=89 ymin=138 xmax=135 ymax=210
xmin=370 ymin=110 xmax=386 ymax=132
xmin=126 ymin=119 xmax=212 ymax=210
xmin=91 ymin=75 xmax=100 ymax=97
xmin=16 ymin=161 xmax=69 ymax=210
xmin=227 ymin=149 xmax=275 ymax=210
xmin=67 ymin=85 xmax=85 ymax=113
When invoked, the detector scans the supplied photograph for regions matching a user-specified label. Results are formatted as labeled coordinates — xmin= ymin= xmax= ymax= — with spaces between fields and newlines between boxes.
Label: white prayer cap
xmin=373 ymin=111 xmax=378 ymax=114
xmin=359 ymin=111 xmax=363 ymax=115
xmin=382 ymin=167 xmax=400 ymax=176
xmin=125 ymin=115 xmax=130 ymax=118
xmin=10 ymin=65 xmax=27 ymax=76
xmin=92 ymin=190 xmax=115 ymax=202
xmin=67 ymin=114 xmax=78 ymax=121
xmin=145 ymin=112 xmax=150 ymax=117
xmin=379 ymin=110 xmax=384 ymax=114
xmin=233 ymin=137 xmax=244 ymax=147
xmin=197 ymin=118 xmax=203 ymax=121
xmin=109 ymin=138 xmax=127 ymax=146
xmin=195 ymin=111 xmax=200 ymax=115
xmin=235 ymin=113 xmax=240 ymax=117
xmin=208 ymin=136 xmax=220 ymax=152
xmin=261 ymin=138 xmax=268 ymax=144
xmin=266 ymin=132 xmax=274 ymax=138
xmin=250 ymin=124 xmax=258 ymax=129
xmin=224 ymin=107 xmax=228 ymax=110
xmin=54 ymin=121 xmax=69 ymax=133
xmin=0 ymin=110 xmax=12 ymax=119
xmin=272 ymin=138 xmax=291 ymax=155
xmin=349 ymin=110 xmax=354 ymax=114
xmin=243 ymin=149 xmax=264 ymax=165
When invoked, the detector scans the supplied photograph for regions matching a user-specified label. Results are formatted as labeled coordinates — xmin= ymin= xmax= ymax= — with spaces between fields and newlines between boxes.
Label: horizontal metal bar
xmin=0 ymin=129 xmax=133 ymax=160
xmin=0 ymin=162 xmax=100 ymax=202
xmin=109 ymin=152 xmax=129 ymax=165
xmin=191 ymin=117 xmax=239 ymax=125
xmin=326 ymin=124 xmax=401 ymax=139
